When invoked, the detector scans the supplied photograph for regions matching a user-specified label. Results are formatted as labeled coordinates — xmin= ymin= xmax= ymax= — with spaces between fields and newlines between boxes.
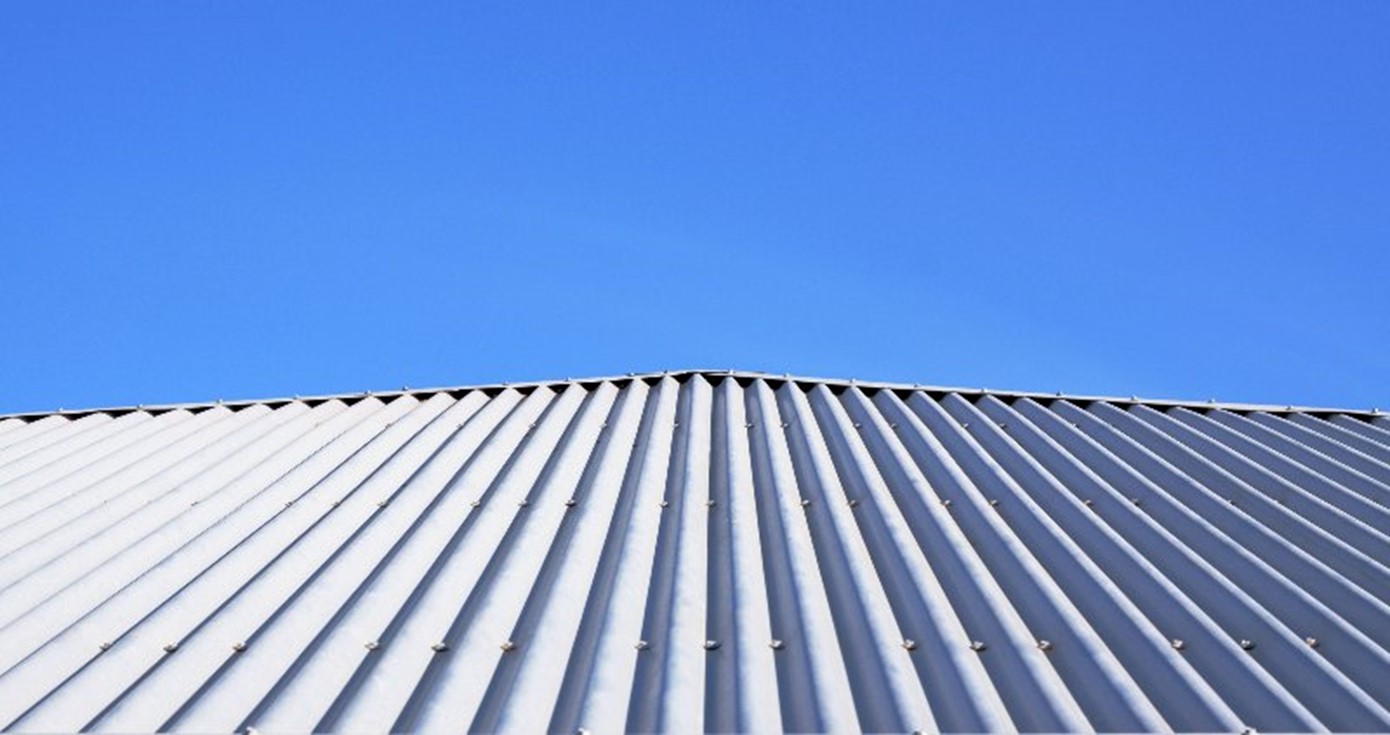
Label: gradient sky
xmin=2 ymin=3 xmax=1387 ymax=414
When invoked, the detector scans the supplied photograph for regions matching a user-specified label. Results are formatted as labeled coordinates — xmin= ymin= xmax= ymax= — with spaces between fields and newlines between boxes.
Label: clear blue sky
xmin=2 ymin=3 xmax=1387 ymax=414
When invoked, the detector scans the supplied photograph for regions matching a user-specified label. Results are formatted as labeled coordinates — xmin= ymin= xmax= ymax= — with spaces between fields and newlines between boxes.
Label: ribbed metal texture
xmin=0 ymin=372 xmax=1386 ymax=733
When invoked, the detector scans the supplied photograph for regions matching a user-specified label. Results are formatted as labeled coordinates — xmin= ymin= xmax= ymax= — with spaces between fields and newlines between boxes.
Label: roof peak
xmin=2 ymin=369 xmax=1382 ymax=422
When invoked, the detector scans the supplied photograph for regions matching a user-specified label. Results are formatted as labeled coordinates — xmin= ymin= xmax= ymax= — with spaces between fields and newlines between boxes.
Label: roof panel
xmin=0 ymin=372 xmax=1385 ymax=733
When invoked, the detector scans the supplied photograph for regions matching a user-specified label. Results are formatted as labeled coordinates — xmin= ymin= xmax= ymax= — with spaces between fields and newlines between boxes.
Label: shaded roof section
xmin=0 ymin=371 xmax=1386 ymax=733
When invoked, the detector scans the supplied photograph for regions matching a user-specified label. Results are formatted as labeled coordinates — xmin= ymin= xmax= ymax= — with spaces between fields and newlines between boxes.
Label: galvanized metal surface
xmin=0 ymin=371 xmax=1385 ymax=733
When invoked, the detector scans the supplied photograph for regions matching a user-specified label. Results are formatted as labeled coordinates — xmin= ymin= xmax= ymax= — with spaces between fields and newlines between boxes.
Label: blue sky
xmin=2 ymin=3 xmax=1387 ymax=414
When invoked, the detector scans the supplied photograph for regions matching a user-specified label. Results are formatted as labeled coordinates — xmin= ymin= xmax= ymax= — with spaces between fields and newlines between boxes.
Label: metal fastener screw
xmin=989 ymin=499 xmax=1000 ymax=507
xmin=769 ymin=639 xmax=785 ymax=650
xmin=365 ymin=641 xmax=380 ymax=651
xmin=517 ymin=499 xmax=529 ymax=507
xmin=635 ymin=640 xmax=650 ymax=651
xmin=1037 ymin=640 xmax=1053 ymax=651
xmin=902 ymin=639 xmax=918 ymax=651
xmin=232 ymin=642 xmax=247 ymax=652
xmin=500 ymin=641 xmax=517 ymax=652
xmin=432 ymin=642 xmax=449 ymax=652
xmin=1305 ymin=637 xmax=1319 ymax=648
xmin=376 ymin=500 xmax=389 ymax=508
xmin=704 ymin=640 xmax=721 ymax=650
xmin=969 ymin=641 xmax=987 ymax=652
xmin=98 ymin=642 xmax=112 ymax=651
xmin=848 ymin=499 xmax=859 ymax=508
xmin=1171 ymin=639 xmax=1185 ymax=650
xmin=565 ymin=498 xmax=577 ymax=507
xmin=706 ymin=499 xmax=717 ymax=508
xmin=1239 ymin=639 xmax=1255 ymax=650
xmin=659 ymin=500 xmax=669 ymax=508
xmin=800 ymin=498 xmax=811 ymax=507
xmin=1083 ymin=499 xmax=1094 ymax=507
xmin=163 ymin=642 xmax=179 ymax=653
xmin=941 ymin=499 xmax=952 ymax=507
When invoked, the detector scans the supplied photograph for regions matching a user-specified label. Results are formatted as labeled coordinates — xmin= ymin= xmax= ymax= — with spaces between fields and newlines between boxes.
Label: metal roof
xmin=0 ymin=371 xmax=1385 ymax=733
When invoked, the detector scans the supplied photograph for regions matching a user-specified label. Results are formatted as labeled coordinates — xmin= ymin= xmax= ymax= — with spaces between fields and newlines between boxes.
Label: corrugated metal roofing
xmin=0 ymin=370 xmax=1385 ymax=733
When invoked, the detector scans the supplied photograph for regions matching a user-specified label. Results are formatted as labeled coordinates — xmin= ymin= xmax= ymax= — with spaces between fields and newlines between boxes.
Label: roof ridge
xmin=1 ymin=369 xmax=1382 ymax=421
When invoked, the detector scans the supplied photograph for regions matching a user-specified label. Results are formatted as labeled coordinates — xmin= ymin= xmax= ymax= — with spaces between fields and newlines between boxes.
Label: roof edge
xmin=2 ymin=369 xmax=1384 ymax=422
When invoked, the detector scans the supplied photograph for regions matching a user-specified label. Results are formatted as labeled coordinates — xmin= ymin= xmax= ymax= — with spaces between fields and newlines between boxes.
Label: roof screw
xmin=780 ymin=422 xmax=790 ymax=429
xmin=376 ymin=500 xmax=389 ymax=508
xmin=800 ymin=498 xmax=812 ymax=507
xmin=565 ymin=498 xmax=577 ymax=507
xmin=577 ymin=728 xmax=590 ymax=735
xmin=517 ymin=499 xmax=529 ymax=507
xmin=1171 ymin=639 xmax=1185 ymax=650
xmin=744 ymin=422 xmax=754 ymax=429
xmin=988 ymin=499 xmax=1000 ymax=507
xmin=99 ymin=641 xmax=112 ymax=651
xmin=962 ymin=422 xmax=970 ymax=428
xmin=940 ymin=499 xmax=952 ymax=507
xmin=232 ymin=641 xmax=247 ymax=652
xmin=284 ymin=500 xmax=294 ymax=508
xmin=659 ymin=499 xmax=669 ymax=508
xmin=1083 ymin=499 xmax=1095 ymax=507
xmin=769 ymin=639 xmax=785 ymax=650
xmin=1037 ymin=640 xmax=1053 ymax=651
xmin=890 ymin=422 xmax=898 ymax=429
xmin=635 ymin=640 xmax=650 ymax=651
xmin=163 ymin=642 xmax=179 ymax=653
xmin=1239 ymin=639 xmax=1255 ymax=650
xmin=330 ymin=500 xmax=341 ymax=508
xmin=500 ymin=641 xmax=517 ymax=652
xmin=704 ymin=640 xmax=721 ymax=651
xmin=1131 ymin=497 xmax=1142 ymax=506
xmin=969 ymin=641 xmax=987 ymax=652
xmin=1305 ymin=637 xmax=1319 ymax=648
xmin=848 ymin=499 xmax=859 ymax=508
xmin=365 ymin=641 xmax=381 ymax=651
xmin=902 ymin=639 xmax=918 ymax=651
xmin=706 ymin=499 xmax=717 ymax=508
xmin=431 ymin=642 xmax=449 ymax=653
xmin=470 ymin=500 xmax=482 ymax=508
xmin=853 ymin=422 xmax=862 ymax=429
xmin=997 ymin=422 xmax=1007 ymax=429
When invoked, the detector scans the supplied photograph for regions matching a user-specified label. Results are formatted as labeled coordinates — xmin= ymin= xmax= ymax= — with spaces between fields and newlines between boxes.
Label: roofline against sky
xmin=3 ymin=369 xmax=1385 ymax=423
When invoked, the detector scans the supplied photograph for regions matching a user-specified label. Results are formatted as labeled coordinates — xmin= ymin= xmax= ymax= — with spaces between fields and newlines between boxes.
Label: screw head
xmin=800 ymin=498 xmax=811 ymax=507
xmin=769 ymin=639 xmax=785 ymax=650
xmin=1305 ymin=637 xmax=1319 ymax=648
xmin=969 ymin=641 xmax=987 ymax=652
xmin=706 ymin=499 xmax=717 ymax=508
xmin=500 ymin=641 xmax=517 ymax=652
xmin=1171 ymin=639 xmax=1185 ymax=650
xmin=635 ymin=640 xmax=650 ymax=651
xmin=988 ymin=499 xmax=1000 ymax=507
xmin=703 ymin=640 xmax=721 ymax=650
xmin=565 ymin=498 xmax=577 ymax=507
xmin=98 ymin=641 xmax=112 ymax=651
xmin=659 ymin=500 xmax=669 ymax=508
xmin=232 ymin=642 xmax=247 ymax=652
xmin=470 ymin=500 xmax=481 ymax=508
xmin=365 ymin=641 xmax=381 ymax=651
xmin=847 ymin=499 xmax=859 ymax=508
xmin=940 ymin=499 xmax=952 ymax=507
xmin=1036 ymin=640 xmax=1053 ymax=651
xmin=1239 ymin=639 xmax=1255 ymax=650
xmin=163 ymin=642 xmax=179 ymax=653
xmin=431 ymin=642 xmax=449 ymax=653
xmin=902 ymin=639 xmax=917 ymax=651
